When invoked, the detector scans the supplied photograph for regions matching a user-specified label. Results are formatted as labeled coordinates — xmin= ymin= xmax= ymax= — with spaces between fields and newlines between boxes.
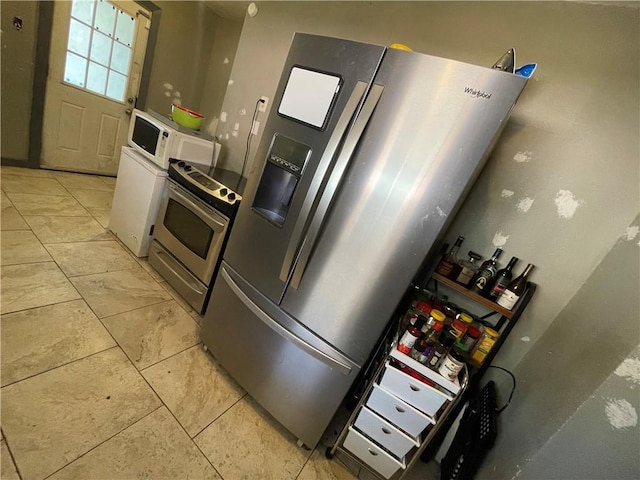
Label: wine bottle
xmin=488 ymin=256 xmax=519 ymax=300
xmin=470 ymin=248 xmax=503 ymax=295
xmin=497 ymin=264 xmax=534 ymax=310
xmin=435 ymin=236 xmax=464 ymax=278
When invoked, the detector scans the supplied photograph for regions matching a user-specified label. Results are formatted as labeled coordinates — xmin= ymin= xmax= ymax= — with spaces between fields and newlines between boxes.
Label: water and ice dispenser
xmin=252 ymin=134 xmax=311 ymax=228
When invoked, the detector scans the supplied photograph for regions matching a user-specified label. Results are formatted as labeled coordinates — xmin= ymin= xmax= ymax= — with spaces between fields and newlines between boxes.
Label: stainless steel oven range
xmin=149 ymin=159 xmax=245 ymax=313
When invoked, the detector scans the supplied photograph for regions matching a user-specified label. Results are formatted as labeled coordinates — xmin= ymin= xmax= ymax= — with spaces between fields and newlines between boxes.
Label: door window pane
xmin=87 ymin=62 xmax=108 ymax=94
xmin=90 ymin=31 xmax=112 ymax=66
xmin=111 ymin=42 xmax=131 ymax=74
xmin=68 ymin=19 xmax=91 ymax=56
xmin=64 ymin=0 xmax=136 ymax=104
xmin=64 ymin=52 xmax=87 ymax=87
xmin=115 ymin=10 xmax=135 ymax=47
xmin=106 ymin=71 xmax=126 ymax=101
xmin=71 ymin=0 xmax=95 ymax=25
xmin=94 ymin=0 xmax=116 ymax=36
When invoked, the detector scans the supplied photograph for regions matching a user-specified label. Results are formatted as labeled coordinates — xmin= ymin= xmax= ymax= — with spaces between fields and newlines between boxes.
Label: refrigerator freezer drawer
xmin=379 ymin=366 xmax=450 ymax=417
xmin=367 ymin=384 xmax=434 ymax=438
xmin=353 ymin=407 xmax=417 ymax=458
xmin=343 ymin=427 xmax=404 ymax=479
xmin=200 ymin=264 xmax=360 ymax=448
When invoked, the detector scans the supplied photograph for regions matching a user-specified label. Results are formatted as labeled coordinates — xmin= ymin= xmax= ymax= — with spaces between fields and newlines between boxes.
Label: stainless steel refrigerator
xmin=201 ymin=33 xmax=528 ymax=448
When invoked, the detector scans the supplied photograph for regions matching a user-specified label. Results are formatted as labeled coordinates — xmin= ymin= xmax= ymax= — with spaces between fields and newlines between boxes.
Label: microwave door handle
xmin=279 ymin=81 xmax=368 ymax=285
xmin=289 ymin=83 xmax=384 ymax=290
xmin=168 ymin=183 xmax=226 ymax=231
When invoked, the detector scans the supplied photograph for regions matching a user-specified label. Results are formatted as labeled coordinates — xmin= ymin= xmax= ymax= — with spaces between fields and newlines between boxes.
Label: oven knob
xmin=219 ymin=188 xmax=228 ymax=196
xmin=227 ymin=192 xmax=236 ymax=201
xmin=184 ymin=165 xmax=192 ymax=171
xmin=178 ymin=161 xmax=186 ymax=168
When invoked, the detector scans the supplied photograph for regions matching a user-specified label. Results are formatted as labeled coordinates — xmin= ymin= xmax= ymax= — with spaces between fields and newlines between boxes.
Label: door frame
xmin=3 ymin=0 xmax=162 ymax=169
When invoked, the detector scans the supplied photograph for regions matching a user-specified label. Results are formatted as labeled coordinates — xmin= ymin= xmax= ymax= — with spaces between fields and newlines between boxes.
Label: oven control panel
xmin=167 ymin=159 xmax=242 ymax=218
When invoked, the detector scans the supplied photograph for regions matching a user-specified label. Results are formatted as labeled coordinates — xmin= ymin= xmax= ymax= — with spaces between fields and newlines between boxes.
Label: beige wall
xmin=199 ymin=17 xmax=243 ymax=138
xmin=144 ymin=1 xmax=219 ymax=117
xmin=1 ymin=1 xmax=39 ymax=163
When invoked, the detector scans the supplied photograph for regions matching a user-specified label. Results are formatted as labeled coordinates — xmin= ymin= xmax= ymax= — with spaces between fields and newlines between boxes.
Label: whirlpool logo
xmin=464 ymin=87 xmax=492 ymax=100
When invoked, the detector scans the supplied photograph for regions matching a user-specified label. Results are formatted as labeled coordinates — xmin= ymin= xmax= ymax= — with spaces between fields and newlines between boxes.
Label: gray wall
xmin=199 ymin=16 xmax=244 ymax=138
xmin=1 ymin=1 xmax=38 ymax=163
xmin=144 ymin=1 xmax=219 ymax=117
xmin=213 ymin=2 xmax=640 ymax=477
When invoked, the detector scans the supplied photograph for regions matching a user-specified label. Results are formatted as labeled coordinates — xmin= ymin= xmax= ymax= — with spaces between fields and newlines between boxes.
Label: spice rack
xmin=429 ymin=272 xmax=536 ymax=366
xmin=415 ymin=271 xmax=536 ymax=462
xmin=326 ymin=337 xmax=468 ymax=479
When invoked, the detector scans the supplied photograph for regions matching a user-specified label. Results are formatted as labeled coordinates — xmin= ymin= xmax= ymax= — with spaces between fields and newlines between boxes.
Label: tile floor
xmin=0 ymin=166 xmax=438 ymax=480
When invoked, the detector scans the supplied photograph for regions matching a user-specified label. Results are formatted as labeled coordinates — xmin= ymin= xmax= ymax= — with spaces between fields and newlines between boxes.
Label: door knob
xmin=125 ymin=108 xmax=132 ymax=115
xmin=127 ymin=97 xmax=135 ymax=104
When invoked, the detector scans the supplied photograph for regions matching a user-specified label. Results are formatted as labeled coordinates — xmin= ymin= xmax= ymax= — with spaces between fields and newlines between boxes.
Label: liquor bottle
xmin=455 ymin=251 xmax=482 ymax=286
xmin=497 ymin=264 xmax=535 ymax=310
xmin=397 ymin=316 xmax=426 ymax=355
xmin=470 ymin=248 xmax=503 ymax=295
xmin=488 ymin=256 xmax=519 ymax=300
xmin=435 ymin=236 xmax=464 ymax=278
xmin=425 ymin=329 xmax=456 ymax=371
xmin=418 ymin=321 xmax=444 ymax=364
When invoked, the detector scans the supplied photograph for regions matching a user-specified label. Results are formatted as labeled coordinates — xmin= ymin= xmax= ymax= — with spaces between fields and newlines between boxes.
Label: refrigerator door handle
xmin=220 ymin=267 xmax=353 ymax=375
xmin=279 ymin=81 xmax=369 ymax=285
xmin=289 ymin=83 xmax=385 ymax=290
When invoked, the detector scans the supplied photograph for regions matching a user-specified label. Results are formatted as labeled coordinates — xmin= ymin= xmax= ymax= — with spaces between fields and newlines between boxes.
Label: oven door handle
xmin=154 ymin=248 xmax=207 ymax=295
xmin=167 ymin=183 xmax=227 ymax=231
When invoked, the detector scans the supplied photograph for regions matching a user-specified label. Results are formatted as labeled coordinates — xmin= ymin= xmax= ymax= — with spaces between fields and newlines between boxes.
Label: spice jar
xmin=459 ymin=325 xmax=481 ymax=352
xmin=438 ymin=347 xmax=466 ymax=381
xmin=469 ymin=327 xmax=499 ymax=367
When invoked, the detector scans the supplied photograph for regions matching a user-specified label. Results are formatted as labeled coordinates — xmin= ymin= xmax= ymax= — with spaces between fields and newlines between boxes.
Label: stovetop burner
xmin=167 ymin=159 xmax=246 ymax=218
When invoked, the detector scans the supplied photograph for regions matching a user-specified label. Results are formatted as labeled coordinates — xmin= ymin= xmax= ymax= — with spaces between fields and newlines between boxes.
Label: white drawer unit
xmin=343 ymin=427 xmax=405 ymax=479
xmin=329 ymin=342 xmax=468 ymax=480
xmin=367 ymin=384 xmax=434 ymax=438
xmin=354 ymin=407 xmax=418 ymax=458
xmin=379 ymin=365 xmax=451 ymax=417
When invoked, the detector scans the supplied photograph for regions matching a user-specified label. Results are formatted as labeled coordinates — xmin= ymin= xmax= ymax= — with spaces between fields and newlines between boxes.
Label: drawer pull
xmin=409 ymin=384 xmax=421 ymax=392
xmin=367 ymin=448 xmax=379 ymax=456
xmin=381 ymin=427 xmax=392 ymax=435
xmin=394 ymin=405 xmax=406 ymax=413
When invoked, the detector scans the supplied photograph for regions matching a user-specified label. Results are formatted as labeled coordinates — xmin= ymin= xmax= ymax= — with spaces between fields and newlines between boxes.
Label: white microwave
xmin=127 ymin=108 xmax=219 ymax=170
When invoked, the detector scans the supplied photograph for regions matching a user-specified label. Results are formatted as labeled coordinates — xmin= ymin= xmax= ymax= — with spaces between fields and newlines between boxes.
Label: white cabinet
xmin=328 ymin=343 xmax=467 ymax=480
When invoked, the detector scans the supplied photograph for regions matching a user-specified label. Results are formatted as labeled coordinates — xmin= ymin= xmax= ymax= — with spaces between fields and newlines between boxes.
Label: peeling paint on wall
xmin=233 ymin=123 xmax=240 ymax=131
xmin=436 ymin=207 xmax=447 ymax=218
xmin=501 ymin=189 xmax=515 ymax=198
xmin=492 ymin=231 xmax=509 ymax=247
xmin=224 ymin=133 xmax=229 ymax=140
xmin=172 ymin=98 xmax=182 ymax=106
xmin=164 ymin=91 xmax=171 ymax=97
xmin=554 ymin=190 xmax=585 ymax=219
xmin=223 ymin=57 xmax=229 ymax=64
xmin=513 ymin=151 xmax=532 ymax=163
xmin=228 ymin=79 xmax=234 ymax=86
xmin=614 ymin=357 xmax=640 ymax=386
xmin=173 ymin=91 xmax=181 ymax=98
xmin=521 ymin=336 xmax=531 ymax=342
xmin=517 ymin=197 xmax=535 ymax=213
xmin=220 ymin=112 xmax=227 ymax=123
xmin=605 ymin=398 xmax=638 ymax=429
xmin=622 ymin=226 xmax=639 ymax=242
xmin=231 ymin=130 xmax=239 ymax=138
xmin=239 ymin=108 xmax=246 ymax=116
xmin=163 ymin=82 xmax=173 ymax=90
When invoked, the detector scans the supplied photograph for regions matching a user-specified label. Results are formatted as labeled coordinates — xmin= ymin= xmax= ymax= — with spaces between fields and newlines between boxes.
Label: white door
xmin=41 ymin=0 xmax=150 ymax=175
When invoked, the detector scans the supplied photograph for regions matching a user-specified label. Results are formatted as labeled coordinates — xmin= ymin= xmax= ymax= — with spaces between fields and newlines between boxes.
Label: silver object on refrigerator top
xmin=200 ymin=33 xmax=529 ymax=449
